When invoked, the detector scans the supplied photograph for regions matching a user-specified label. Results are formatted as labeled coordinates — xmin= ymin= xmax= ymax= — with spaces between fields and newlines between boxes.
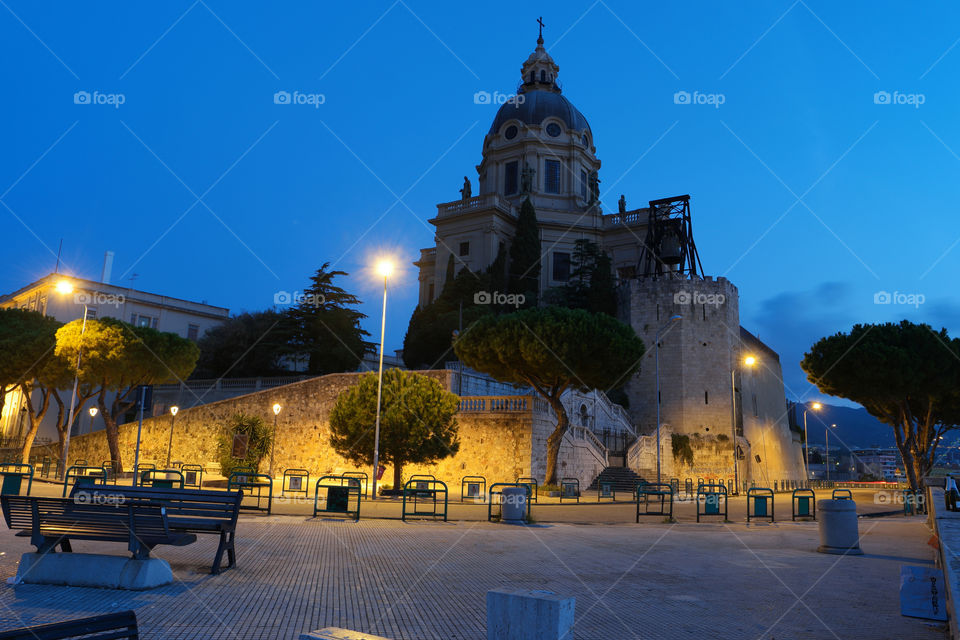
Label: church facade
xmin=414 ymin=32 xmax=805 ymax=486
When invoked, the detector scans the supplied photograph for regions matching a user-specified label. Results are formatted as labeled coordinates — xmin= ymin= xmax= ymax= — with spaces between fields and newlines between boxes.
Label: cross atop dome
xmin=521 ymin=17 xmax=560 ymax=94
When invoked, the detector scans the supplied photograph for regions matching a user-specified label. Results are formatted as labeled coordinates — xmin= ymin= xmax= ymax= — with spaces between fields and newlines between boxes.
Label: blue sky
xmin=2 ymin=1 xmax=959 ymax=405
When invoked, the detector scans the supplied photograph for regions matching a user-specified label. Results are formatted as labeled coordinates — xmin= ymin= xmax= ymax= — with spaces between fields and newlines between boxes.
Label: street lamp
xmin=731 ymin=354 xmax=757 ymax=495
xmin=654 ymin=315 xmax=682 ymax=484
xmin=826 ymin=423 xmax=837 ymax=483
xmin=802 ymin=402 xmax=822 ymax=484
xmin=87 ymin=407 xmax=98 ymax=435
xmin=371 ymin=259 xmax=393 ymax=500
xmin=270 ymin=403 xmax=281 ymax=477
xmin=165 ymin=406 xmax=179 ymax=468
xmin=54 ymin=279 xmax=88 ymax=480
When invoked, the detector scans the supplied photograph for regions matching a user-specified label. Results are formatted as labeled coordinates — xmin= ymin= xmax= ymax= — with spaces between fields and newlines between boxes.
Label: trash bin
xmin=817 ymin=499 xmax=863 ymax=555
xmin=501 ymin=486 xmax=527 ymax=524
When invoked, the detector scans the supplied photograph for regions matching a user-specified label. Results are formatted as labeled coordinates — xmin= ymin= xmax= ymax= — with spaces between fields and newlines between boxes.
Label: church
xmin=414 ymin=28 xmax=806 ymax=487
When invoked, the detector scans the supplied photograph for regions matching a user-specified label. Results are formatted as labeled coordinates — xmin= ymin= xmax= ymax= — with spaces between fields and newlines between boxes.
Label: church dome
xmin=489 ymin=90 xmax=591 ymax=136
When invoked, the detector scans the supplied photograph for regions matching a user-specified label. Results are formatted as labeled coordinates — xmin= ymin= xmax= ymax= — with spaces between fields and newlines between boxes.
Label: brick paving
xmin=0 ymin=510 xmax=945 ymax=639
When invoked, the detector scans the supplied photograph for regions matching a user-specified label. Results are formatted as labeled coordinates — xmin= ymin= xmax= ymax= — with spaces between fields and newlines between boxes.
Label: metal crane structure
xmin=636 ymin=195 xmax=704 ymax=279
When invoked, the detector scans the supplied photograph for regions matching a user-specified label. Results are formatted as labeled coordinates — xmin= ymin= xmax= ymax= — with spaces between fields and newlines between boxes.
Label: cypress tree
xmin=508 ymin=197 xmax=541 ymax=306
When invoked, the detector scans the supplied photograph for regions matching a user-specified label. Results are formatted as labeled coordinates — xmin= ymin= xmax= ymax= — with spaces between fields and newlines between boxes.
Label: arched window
xmin=540 ymin=70 xmax=546 ymax=82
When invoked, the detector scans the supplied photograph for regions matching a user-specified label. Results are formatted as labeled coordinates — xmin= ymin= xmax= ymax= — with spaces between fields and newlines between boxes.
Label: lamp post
xmin=826 ymin=423 xmax=837 ymax=483
xmin=371 ymin=259 xmax=393 ymax=500
xmin=165 ymin=406 xmax=179 ymax=468
xmin=270 ymin=403 xmax=281 ymax=477
xmin=802 ymin=402 xmax=821 ymax=484
xmin=54 ymin=279 xmax=88 ymax=480
xmin=731 ymin=355 xmax=757 ymax=495
xmin=87 ymin=407 xmax=98 ymax=436
xmin=654 ymin=315 xmax=682 ymax=484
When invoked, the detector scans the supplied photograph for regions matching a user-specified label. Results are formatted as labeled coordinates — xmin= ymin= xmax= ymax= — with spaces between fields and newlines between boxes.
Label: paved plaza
xmin=0 ymin=493 xmax=945 ymax=639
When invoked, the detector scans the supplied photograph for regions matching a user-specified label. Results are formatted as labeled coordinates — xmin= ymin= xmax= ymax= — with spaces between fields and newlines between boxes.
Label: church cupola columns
xmin=520 ymin=17 xmax=561 ymax=93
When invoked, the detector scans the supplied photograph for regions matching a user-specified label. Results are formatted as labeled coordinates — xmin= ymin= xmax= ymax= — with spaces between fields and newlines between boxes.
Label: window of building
xmin=428 ymin=283 xmax=435 ymax=300
xmin=131 ymin=313 xmax=156 ymax=329
xmin=459 ymin=241 xmax=470 ymax=257
xmin=544 ymin=159 xmax=561 ymax=194
xmin=505 ymin=161 xmax=518 ymax=195
xmin=580 ymin=169 xmax=587 ymax=200
xmin=85 ymin=307 xmax=97 ymax=320
xmin=187 ymin=324 xmax=199 ymax=341
xmin=704 ymin=391 xmax=709 ymax=405
xmin=553 ymin=252 xmax=571 ymax=282
xmin=752 ymin=393 xmax=759 ymax=417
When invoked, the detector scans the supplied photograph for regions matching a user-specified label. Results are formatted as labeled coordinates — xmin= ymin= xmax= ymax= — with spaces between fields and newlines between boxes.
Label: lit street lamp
xmin=270 ymin=403 xmax=281 ymax=476
xmin=54 ymin=279 xmax=88 ymax=480
xmin=731 ymin=354 xmax=757 ymax=495
xmin=654 ymin=315 xmax=682 ymax=484
xmin=371 ymin=259 xmax=393 ymax=500
xmin=165 ymin=406 xmax=179 ymax=468
xmin=802 ymin=402 xmax=822 ymax=483
xmin=87 ymin=407 xmax=98 ymax=435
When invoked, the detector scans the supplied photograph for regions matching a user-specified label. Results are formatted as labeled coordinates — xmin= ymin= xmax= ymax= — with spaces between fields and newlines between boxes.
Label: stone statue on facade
xmin=520 ymin=163 xmax=535 ymax=194
xmin=618 ymin=194 xmax=626 ymax=214
xmin=460 ymin=176 xmax=472 ymax=201
xmin=589 ymin=171 xmax=600 ymax=204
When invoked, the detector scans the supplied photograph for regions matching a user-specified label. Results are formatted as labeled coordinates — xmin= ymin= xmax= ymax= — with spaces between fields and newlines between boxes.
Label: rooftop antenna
xmin=55 ymin=239 xmax=63 ymax=273
xmin=129 ymin=273 xmax=139 ymax=286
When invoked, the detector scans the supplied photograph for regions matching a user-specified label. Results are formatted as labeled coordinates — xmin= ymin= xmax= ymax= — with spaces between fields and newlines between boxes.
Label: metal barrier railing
xmin=831 ymin=489 xmax=853 ymax=500
xmin=0 ymin=463 xmax=33 ymax=496
xmin=228 ymin=472 xmax=273 ymax=515
xmin=747 ymin=487 xmax=775 ymax=523
xmin=401 ymin=478 xmax=448 ymax=522
xmin=314 ymin=475 xmax=361 ymax=521
xmin=134 ymin=463 xmax=156 ymax=486
xmin=792 ymin=488 xmax=816 ymax=521
xmin=696 ymin=484 xmax=728 ymax=523
xmin=62 ymin=465 xmax=107 ymax=496
xmin=597 ymin=480 xmax=617 ymax=502
xmin=488 ymin=482 xmax=531 ymax=523
xmin=636 ymin=482 xmax=673 ymax=521
xmin=560 ymin=478 xmax=580 ymax=503
xmin=342 ymin=471 xmax=369 ymax=498
xmin=516 ymin=477 xmax=538 ymax=503
xmin=460 ymin=475 xmax=486 ymax=503
xmin=182 ymin=464 xmax=204 ymax=489
xmin=282 ymin=468 xmax=310 ymax=498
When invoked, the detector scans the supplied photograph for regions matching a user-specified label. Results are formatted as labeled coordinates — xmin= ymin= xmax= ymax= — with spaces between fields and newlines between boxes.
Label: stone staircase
xmin=588 ymin=466 xmax=648 ymax=492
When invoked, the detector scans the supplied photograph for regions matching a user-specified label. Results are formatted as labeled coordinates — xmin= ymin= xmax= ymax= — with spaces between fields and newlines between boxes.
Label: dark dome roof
xmin=488 ymin=90 xmax=591 ymax=136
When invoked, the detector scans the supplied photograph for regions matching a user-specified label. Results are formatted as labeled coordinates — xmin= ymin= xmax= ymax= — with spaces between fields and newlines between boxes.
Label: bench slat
xmin=0 ymin=610 xmax=138 ymax=640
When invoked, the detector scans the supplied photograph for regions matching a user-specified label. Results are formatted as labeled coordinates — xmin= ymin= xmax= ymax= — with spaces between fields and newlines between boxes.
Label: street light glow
xmin=376 ymin=260 xmax=394 ymax=278
xmin=273 ymin=403 xmax=282 ymax=415
xmin=743 ymin=355 xmax=757 ymax=366
xmin=812 ymin=402 xmax=822 ymax=410
xmin=55 ymin=280 xmax=74 ymax=294
xmin=88 ymin=407 xmax=98 ymax=417
xmin=170 ymin=406 xmax=179 ymax=416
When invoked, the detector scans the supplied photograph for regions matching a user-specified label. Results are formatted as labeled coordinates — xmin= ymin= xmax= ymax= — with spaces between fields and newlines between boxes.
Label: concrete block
xmin=817 ymin=499 xmax=863 ymax=555
xmin=487 ymin=588 xmax=574 ymax=640
xmin=16 ymin=553 xmax=173 ymax=590
xmin=300 ymin=628 xmax=392 ymax=639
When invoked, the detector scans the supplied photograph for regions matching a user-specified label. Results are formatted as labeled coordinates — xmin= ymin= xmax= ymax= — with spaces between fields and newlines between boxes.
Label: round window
xmin=546 ymin=122 xmax=561 ymax=137
xmin=504 ymin=125 xmax=518 ymax=140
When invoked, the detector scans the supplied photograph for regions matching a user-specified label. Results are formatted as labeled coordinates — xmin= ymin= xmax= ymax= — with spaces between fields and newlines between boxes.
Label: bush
xmin=671 ymin=433 xmax=694 ymax=467
xmin=217 ymin=412 xmax=273 ymax=479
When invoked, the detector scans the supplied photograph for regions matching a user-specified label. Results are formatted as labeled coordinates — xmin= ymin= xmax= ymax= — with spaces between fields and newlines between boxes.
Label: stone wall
xmin=66 ymin=370 xmax=607 ymax=490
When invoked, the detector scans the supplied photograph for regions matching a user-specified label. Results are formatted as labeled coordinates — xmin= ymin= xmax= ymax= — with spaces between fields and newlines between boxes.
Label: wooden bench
xmin=70 ymin=485 xmax=242 ymax=574
xmin=0 ymin=496 xmax=195 ymax=560
xmin=0 ymin=610 xmax=138 ymax=640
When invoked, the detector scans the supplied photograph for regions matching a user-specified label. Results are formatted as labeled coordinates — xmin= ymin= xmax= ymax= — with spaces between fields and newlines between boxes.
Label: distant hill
xmin=803 ymin=403 xmax=960 ymax=451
